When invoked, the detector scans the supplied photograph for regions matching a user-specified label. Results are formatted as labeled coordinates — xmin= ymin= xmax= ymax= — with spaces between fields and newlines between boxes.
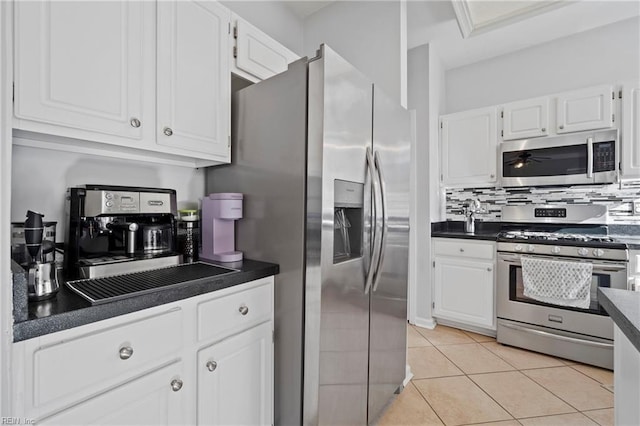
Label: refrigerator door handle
xmin=372 ymin=150 xmax=387 ymax=292
xmin=365 ymin=147 xmax=382 ymax=295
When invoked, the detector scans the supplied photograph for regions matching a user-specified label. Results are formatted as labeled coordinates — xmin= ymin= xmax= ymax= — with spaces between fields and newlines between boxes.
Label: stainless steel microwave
xmin=500 ymin=129 xmax=618 ymax=187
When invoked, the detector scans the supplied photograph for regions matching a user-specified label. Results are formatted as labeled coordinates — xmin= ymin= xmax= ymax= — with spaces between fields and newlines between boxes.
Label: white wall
xmin=11 ymin=146 xmax=205 ymax=242
xmin=303 ymin=1 xmax=404 ymax=104
xmin=445 ymin=16 xmax=640 ymax=113
xmin=221 ymin=1 xmax=304 ymax=55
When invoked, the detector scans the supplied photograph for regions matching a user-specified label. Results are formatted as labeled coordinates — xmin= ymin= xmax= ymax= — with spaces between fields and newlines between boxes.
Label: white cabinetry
xmin=157 ymin=1 xmax=230 ymax=158
xmin=621 ymin=82 xmax=640 ymax=180
xmin=12 ymin=277 xmax=274 ymax=425
xmin=556 ymin=85 xmax=614 ymax=134
xmin=13 ymin=1 xmax=155 ymax=146
xmin=432 ymin=239 xmax=496 ymax=330
xmin=501 ymin=97 xmax=549 ymax=140
xmin=231 ymin=15 xmax=299 ymax=83
xmin=440 ymin=107 xmax=497 ymax=187
xmin=198 ymin=322 xmax=273 ymax=425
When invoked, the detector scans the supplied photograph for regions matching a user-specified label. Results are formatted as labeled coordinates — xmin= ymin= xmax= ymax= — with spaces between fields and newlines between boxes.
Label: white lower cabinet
xmin=432 ymin=238 xmax=496 ymax=330
xmin=39 ymin=361 xmax=186 ymax=425
xmin=197 ymin=322 xmax=273 ymax=425
xmin=12 ymin=277 xmax=274 ymax=425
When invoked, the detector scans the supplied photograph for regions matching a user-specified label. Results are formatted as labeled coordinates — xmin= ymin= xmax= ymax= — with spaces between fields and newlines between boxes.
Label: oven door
xmin=500 ymin=129 xmax=618 ymax=187
xmin=496 ymin=252 xmax=627 ymax=340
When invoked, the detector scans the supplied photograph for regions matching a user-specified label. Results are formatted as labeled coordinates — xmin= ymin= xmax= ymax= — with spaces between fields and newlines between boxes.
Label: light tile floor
xmin=378 ymin=325 xmax=614 ymax=426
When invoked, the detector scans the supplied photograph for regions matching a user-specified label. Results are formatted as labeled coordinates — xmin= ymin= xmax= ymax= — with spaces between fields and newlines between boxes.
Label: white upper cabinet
xmin=441 ymin=106 xmax=497 ymax=187
xmin=621 ymin=82 xmax=640 ymax=180
xmin=501 ymin=97 xmax=549 ymax=140
xmin=13 ymin=1 xmax=155 ymax=146
xmin=556 ymin=85 xmax=614 ymax=134
xmin=231 ymin=15 xmax=299 ymax=83
xmin=157 ymin=1 xmax=230 ymax=159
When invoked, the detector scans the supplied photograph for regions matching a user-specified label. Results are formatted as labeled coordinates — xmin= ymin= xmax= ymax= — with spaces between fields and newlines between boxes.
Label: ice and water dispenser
xmin=201 ymin=193 xmax=243 ymax=262
xmin=333 ymin=180 xmax=363 ymax=263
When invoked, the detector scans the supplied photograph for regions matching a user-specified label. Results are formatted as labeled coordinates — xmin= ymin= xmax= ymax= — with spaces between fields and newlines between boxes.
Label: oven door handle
xmin=498 ymin=254 xmax=627 ymax=271
xmin=500 ymin=321 xmax=613 ymax=349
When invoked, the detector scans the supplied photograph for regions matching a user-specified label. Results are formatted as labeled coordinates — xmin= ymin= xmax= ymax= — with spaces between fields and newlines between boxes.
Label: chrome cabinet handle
xmin=206 ymin=361 xmax=217 ymax=372
xmin=239 ymin=305 xmax=249 ymax=315
xmin=130 ymin=118 xmax=141 ymax=128
xmin=119 ymin=346 xmax=134 ymax=360
xmin=170 ymin=379 xmax=183 ymax=392
xmin=163 ymin=127 xmax=173 ymax=136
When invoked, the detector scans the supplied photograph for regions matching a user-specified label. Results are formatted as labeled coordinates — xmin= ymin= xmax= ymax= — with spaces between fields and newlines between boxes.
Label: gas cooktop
xmin=498 ymin=230 xmax=616 ymax=244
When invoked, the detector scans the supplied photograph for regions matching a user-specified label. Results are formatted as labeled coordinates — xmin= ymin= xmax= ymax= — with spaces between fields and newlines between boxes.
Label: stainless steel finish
xmin=501 ymin=204 xmax=608 ymax=224
xmin=497 ymin=251 xmax=628 ymax=270
xmin=500 ymin=321 xmax=614 ymax=349
xmin=170 ymin=379 xmax=183 ymax=392
xmin=497 ymin=319 xmax=614 ymax=369
xmin=130 ymin=117 xmax=141 ymax=128
xmin=365 ymin=148 xmax=381 ymax=296
xmin=163 ymin=127 xmax=173 ymax=136
xmin=371 ymin=151 xmax=387 ymax=293
xmin=587 ymin=136 xmax=594 ymax=178
xmin=27 ymin=262 xmax=60 ymax=301
xmin=206 ymin=46 xmax=408 ymax=426
xmin=206 ymin=361 xmax=217 ymax=372
xmin=119 ymin=346 xmax=134 ymax=360
xmin=238 ymin=305 xmax=249 ymax=316
xmin=126 ymin=223 xmax=138 ymax=255
xmin=497 ymin=242 xmax=628 ymax=261
xmin=499 ymin=128 xmax=618 ymax=187
xmin=83 ymin=190 xmax=176 ymax=216
xmin=79 ymin=254 xmax=182 ymax=279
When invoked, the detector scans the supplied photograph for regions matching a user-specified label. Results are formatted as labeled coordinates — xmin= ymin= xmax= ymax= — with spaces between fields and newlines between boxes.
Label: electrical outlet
xmin=634 ymin=199 xmax=640 ymax=215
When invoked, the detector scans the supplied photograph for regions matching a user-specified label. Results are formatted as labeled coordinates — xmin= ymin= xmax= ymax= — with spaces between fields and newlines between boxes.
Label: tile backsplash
xmin=446 ymin=182 xmax=640 ymax=223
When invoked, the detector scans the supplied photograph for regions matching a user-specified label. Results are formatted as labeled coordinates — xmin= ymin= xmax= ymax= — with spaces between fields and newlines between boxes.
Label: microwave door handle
xmin=587 ymin=136 xmax=594 ymax=178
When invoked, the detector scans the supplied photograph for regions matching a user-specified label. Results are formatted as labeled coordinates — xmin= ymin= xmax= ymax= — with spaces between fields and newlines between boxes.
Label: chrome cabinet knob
xmin=541 ymin=127 xmax=546 ymax=132
xmin=239 ymin=305 xmax=249 ymax=316
xmin=559 ymin=125 xmax=564 ymax=130
xmin=206 ymin=361 xmax=218 ymax=372
xmin=486 ymin=267 xmax=492 ymax=272
xmin=163 ymin=127 xmax=173 ymax=136
xmin=119 ymin=346 xmax=134 ymax=360
xmin=490 ymin=174 xmax=495 ymax=178
xmin=459 ymin=248 xmax=464 ymax=253
xmin=130 ymin=118 xmax=141 ymax=128
xmin=170 ymin=379 xmax=183 ymax=392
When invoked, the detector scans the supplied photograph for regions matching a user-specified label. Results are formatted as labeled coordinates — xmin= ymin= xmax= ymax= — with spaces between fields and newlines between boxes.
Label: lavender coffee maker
xmin=201 ymin=193 xmax=243 ymax=262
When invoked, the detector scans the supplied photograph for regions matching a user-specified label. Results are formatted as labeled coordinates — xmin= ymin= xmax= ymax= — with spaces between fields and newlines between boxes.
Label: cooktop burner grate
xmin=66 ymin=262 xmax=236 ymax=305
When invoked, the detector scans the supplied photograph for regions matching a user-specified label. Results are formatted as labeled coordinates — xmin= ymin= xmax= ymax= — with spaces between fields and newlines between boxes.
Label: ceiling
xmin=284 ymin=0 xmax=640 ymax=70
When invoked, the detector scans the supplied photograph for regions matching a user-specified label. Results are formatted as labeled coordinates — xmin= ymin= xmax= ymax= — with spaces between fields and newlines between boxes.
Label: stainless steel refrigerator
xmin=206 ymin=45 xmax=410 ymax=425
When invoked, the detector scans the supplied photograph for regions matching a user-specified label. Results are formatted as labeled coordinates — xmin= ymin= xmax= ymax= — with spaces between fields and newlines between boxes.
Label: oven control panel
xmin=534 ymin=208 xmax=567 ymax=218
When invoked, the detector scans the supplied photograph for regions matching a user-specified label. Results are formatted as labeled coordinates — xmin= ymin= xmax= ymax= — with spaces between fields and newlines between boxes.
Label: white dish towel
xmin=521 ymin=256 xmax=593 ymax=309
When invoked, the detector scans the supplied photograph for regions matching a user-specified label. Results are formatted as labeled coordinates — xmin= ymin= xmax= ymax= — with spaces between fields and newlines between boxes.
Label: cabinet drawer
xmin=31 ymin=308 xmax=182 ymax=410
xmin=433 ymin=239 xmax=494 ymax=260
xmin=197 ymin=281 xmax=272 ymax=342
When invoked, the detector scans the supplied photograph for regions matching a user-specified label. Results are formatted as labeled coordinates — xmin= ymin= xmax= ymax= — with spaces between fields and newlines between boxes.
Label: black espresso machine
xmin=64 ymin=185 xmax=182 ymax=279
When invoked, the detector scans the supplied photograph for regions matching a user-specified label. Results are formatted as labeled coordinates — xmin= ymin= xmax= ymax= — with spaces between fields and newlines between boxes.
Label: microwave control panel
xmin=593 ymin=141 xmax=616 ymax=172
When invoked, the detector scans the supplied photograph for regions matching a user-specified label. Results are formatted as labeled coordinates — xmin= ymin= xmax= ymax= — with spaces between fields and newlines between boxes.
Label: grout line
xmin=406 ymin=380 xmax=448 ymax=426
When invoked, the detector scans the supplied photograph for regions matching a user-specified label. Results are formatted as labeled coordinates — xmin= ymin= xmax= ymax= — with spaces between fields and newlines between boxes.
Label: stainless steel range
xmin=496 ymin=204 xmax=629 ymax=369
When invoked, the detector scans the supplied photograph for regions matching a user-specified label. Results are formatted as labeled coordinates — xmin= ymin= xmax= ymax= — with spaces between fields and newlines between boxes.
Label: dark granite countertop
xmin=432 ymin=221 xmax=640 ymax=247
xmin=598 ymin=288 xmax=640 ymax=353
xmin=431 ymin=221 xmax=502 ymax=241
xmin=13 ymin=258 xmax=279 ymax=342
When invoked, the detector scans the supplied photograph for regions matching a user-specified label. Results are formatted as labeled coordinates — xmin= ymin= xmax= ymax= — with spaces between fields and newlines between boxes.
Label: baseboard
xmin=403 ymin=364 xmax=414 ymax=387
xmin=411 ymin=316 xmax=437 ymax=330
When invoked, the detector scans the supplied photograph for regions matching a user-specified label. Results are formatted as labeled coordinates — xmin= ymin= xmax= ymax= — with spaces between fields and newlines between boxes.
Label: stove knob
xmin=577 ymin=248 xmax=589 ymax=256
xmin=593 ymin=249 xmax=605 ymax=257
xmin=551 ymin=246 xmax=561 ymax=254
xmin=515 ymin=244 xmax=523 ymax=252
xmin=527 ymin=245 xmax=535 ymax=252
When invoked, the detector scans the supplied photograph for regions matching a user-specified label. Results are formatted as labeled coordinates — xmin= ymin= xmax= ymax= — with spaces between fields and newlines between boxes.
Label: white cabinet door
xmin=502 ymin=97 xmax=549 ymax=140
xmin=441 ymin=107 xmax=497 ymax=187
xmin=197 ymin=321 xmax=273 ymax=426
xmin=621 ymin=82 xmax=640 ymax=180
xmin=556 ymin=85 xmax=614 ymax=134
xmin=433 ymin=256 xmax=495 ymax=329
xmin=157 ymin=0 xmax=230 ymax=159
xmin=38 ymin=362 xmax=185 ymax=425
xmin=233 ymin=17 xmax=299 ymax=82
xmin=14 ymin=1 xmax=154 ymax=143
